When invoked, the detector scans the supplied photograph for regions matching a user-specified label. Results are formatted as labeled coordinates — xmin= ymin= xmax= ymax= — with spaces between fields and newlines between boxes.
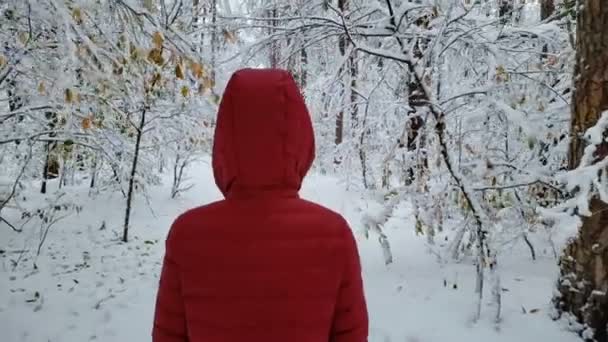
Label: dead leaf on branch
xmin=181 ymin=86 xmax=190 ymax=98
xmin=152 ymin=31 xmax=164 ymax=49
xmin=72 ymin=8 xmax=83 ymax=24
xmin=147 ymin=48 xmax=164 ymax=66
xmin=65 ymin=88 xmax=76 ymax=103
xmin=190 ymin=61 xmax=205 ymax=79
xmin=38 ymin=81 xmax=46 ymax=95
xmin=175 ymin=63 xmax=185 ymax=80
xmin=81 ymin=116 xmax=92 ymax=130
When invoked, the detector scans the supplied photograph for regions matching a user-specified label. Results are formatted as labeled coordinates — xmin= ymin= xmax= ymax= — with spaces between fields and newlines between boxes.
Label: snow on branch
xmin=544 ymin=111 xmax=608 ymax=220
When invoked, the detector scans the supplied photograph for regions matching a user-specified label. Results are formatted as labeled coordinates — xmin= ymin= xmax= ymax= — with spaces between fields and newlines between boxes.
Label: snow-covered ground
xmin=1 ymin=159 xmax=578 ymax=342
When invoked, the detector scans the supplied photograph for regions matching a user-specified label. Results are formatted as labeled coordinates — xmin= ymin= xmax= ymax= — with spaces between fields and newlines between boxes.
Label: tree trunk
xmin=498 ymin=0 xmax=513 ymax=24
xmin=123 ymin=108 xmax=147 ymax=243
xmin=210 ymin=0 xmax=218 ymax=85
xmin=268 ymin=7 xmax=279 ymax=68
xmin=40 ymin=111 xmax=59 ymax=194
xmin=89 ymin=152 xmax=98 ymax=192
xmin=540 ymin=0 xmax=555 ymax=60
xmin=556 ymin=2 xmax=608 ymax=341
xmin=350 ymin=50 xmax=358 ymax=128
xmin=540 ymin=0 xmax=555 ymax=20
xmin=300 ymin=47 xmax=308 ymax=88
xmin=335 ymin=0 xmax=348 ymax=148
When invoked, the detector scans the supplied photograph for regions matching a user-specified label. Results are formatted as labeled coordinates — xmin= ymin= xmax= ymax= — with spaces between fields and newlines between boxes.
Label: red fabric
xmin=153 ymin=68 xmax=368 ymax=342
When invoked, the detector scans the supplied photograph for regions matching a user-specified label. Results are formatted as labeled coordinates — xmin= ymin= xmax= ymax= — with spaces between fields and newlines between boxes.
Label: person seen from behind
xmin=152 ymin=68 xmax=369 ymax=342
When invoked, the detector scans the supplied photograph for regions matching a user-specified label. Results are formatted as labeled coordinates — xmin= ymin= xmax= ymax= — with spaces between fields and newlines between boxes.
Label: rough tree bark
xmin=540 ymin=0 xmax=555 ymax=20
xmin=556 ymin=2 xmax=608 ymax=341
xmin=268 ymin=5 xmax=279 ymax=68
xmin=335 ymin=0 xmax=348 ymax=147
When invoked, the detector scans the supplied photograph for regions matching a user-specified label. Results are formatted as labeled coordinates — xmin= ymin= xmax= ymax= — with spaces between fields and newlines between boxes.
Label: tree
xmin=334 ymin=0 xmax=349 ymax=147
xmin=0 ymin=0 xmax=213 ymax=243
xmin=554 ymin=2 xmax=608 ymax=341
xmin=498 ymin=0 xmax=514 ymax=24
xmin=540 ymin=0 xmax=555 ymax=20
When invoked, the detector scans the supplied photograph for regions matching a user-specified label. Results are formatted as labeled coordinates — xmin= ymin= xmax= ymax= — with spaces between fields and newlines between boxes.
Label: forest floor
xmin=0 ymin=158 xmax=579 ymax=342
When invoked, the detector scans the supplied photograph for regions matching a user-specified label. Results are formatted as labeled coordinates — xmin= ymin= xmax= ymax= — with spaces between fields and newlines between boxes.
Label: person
xmin=152 ymin=68 xmax=368 ymax=342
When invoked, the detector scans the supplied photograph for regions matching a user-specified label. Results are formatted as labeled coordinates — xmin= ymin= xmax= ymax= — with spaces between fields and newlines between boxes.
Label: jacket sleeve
xmin=330 ymin=221 xmax=369 ymax=342
xmin=153 ymin=221 xmax=188 ymax=342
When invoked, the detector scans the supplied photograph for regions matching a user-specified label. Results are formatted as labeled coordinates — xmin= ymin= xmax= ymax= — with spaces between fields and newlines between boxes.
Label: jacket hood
xmin=212 ymin=68 xmax=315 ymax=198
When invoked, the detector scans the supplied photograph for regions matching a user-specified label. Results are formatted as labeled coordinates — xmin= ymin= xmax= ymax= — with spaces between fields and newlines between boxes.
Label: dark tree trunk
xmin=40 ymin=111 xmax=59 ymax=194
xmin=123 ymin=108 xmax=147 ymax=243
xmin=268 ymin=7 xmax=279 ymax=68
xmin=335 ymin=0 xmax=348 ymax=147
xmin=300 ymin=47 xmax=308 ymax=88
xmin=556 ymin=2 xmax=608 ymax=341
xmin=210 ymin=0 xmax=218 ymax=85
xmin=540 ymin=0 xmax=555 ymax=20
xmin=89 ymin=152 xmax=97 ymax=191
xmin=498 ymin=0 xmax=513 ymax=24
xmin=540 ymin=0 xmax=555 ymax=60
xmin=350 ymin=50 xmax=358 ymax=126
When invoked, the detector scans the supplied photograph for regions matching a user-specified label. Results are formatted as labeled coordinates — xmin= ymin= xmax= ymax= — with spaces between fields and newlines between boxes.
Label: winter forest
xmin=2 ymin=0 xmax=608 ymax=341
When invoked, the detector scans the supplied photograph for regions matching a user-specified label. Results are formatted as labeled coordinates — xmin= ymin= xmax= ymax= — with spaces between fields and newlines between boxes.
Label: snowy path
xmin=1 ymin=160 xmax=578 ymax=342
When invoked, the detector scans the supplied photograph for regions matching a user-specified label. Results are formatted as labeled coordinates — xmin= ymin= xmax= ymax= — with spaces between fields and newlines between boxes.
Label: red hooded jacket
xmin=152 ymin=69 xmax=368 ymax=342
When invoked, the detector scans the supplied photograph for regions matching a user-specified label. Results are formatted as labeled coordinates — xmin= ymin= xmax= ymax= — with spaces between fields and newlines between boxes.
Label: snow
xmin=1 ymin=158 xmax=579 ymax=342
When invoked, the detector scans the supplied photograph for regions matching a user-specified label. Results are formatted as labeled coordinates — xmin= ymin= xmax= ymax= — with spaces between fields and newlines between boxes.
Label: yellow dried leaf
xmin=0 ymin=54 xmax=6 ymax=68
xmin=38 ymin=81 xmax=46 ymax=94
xmin=65 ymin=88 xmax=74 ymax=103
xmin=147 ymin=48 xmax=164 ymax=66
xmin=181 ymin=86 xmax=190 ymax=98
xmin=495 ymin=65 xmax=509 ymax=83
xmin=190 ymin=62 xmax=205 ymax=79
xmin=175 ymin=63 xmax=185 ymax=80
xmin=152 ymin=31 xmax=164 ymax=49
xmin=72 ymin=8 xmax=83 ymax=24
xmin=82 ymin=117 xmax=92 ymax=130
xmin=18 ymin=32 xmax=29 ymax=45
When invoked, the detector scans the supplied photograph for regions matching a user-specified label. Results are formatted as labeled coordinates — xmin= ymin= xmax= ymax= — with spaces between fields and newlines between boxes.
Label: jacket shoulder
xmin=167 ymin=200 xmax=227 ymax=238
xmin=296 ymin=199 xmax=352 ymax=234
